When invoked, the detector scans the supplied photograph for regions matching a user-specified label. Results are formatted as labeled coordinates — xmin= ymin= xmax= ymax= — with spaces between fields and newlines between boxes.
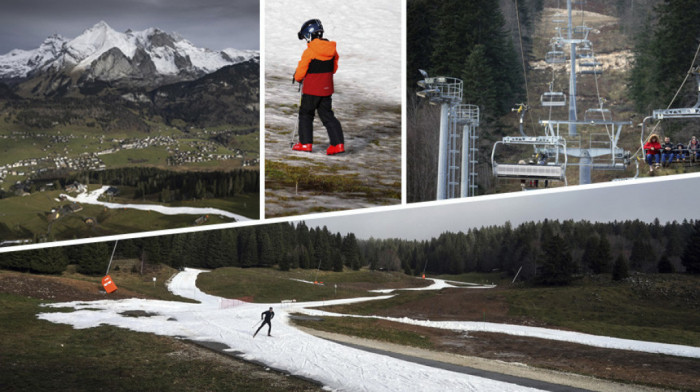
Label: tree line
xmin=61 ymin=167 xmax=259 ymax=201
xmin=629 ymin=0 xmax=700 ymax=114
xmin=2 ymin=218 xmax=699 ymax=285
xmin=362 ymin=218 xmax=700 ymax=284
xmin=0 ymin=222 xmax=361 ymax=276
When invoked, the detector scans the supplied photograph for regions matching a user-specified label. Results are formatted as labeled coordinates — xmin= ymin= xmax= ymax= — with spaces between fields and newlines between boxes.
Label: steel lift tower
xmin=416 ymin=70 xmax=480 ymax=199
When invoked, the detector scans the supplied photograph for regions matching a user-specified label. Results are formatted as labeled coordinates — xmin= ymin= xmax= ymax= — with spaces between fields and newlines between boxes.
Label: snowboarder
xmin=292 ymin=19 xmax=345 ymax=155
xmin=254 ymin=307 xmax=275 ymax=337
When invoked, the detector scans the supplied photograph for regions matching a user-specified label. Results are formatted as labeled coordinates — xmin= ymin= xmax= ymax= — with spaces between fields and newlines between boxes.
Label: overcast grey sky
xmin=305 ymin=174 xmax=700 ymax=240
xmin=0 ymin=0 xmax=259 ymax=54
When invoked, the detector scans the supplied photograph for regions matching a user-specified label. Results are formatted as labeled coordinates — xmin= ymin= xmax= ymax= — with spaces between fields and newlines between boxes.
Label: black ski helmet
xmin=298 ymin=19 xmax=324 ymax=41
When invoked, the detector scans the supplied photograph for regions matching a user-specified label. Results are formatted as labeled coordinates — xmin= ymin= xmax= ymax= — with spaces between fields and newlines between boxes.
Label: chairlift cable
xmin=640 ymin=42 xmax=700 ymax=156
xmin=514 ymin=0 xmax=537 ymax=136
xmin=590 ymin=48 xmax=612 ymax=138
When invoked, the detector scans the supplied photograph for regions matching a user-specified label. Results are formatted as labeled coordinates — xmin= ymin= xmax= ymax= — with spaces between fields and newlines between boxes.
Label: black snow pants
xmin=256 ymin=319 xmax=271 ymax=336
xmin=298 ymin=94 xmax=344 ymax=145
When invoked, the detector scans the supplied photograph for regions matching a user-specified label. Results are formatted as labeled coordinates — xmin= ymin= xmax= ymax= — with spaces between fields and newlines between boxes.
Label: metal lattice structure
xmin=493 ymin=0 xmax=631 ymax=187
xmin=416 ymin=71 xmax=480 ymax=199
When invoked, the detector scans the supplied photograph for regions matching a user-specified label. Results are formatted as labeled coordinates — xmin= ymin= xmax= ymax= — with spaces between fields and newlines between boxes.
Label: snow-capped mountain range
xmin=0 ymin=21 xmax=257 ymax=84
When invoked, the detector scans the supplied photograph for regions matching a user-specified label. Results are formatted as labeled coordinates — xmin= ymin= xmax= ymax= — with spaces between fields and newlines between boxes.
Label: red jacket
xmin=294 ymin=38 xmax=338 ymax=96
xmin=644 ymin=140 xmax=661 ymax=155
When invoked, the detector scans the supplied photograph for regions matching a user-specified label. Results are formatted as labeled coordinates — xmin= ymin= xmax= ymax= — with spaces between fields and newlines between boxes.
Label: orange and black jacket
xmin=294 ymin=38 xmax=338 ymax=96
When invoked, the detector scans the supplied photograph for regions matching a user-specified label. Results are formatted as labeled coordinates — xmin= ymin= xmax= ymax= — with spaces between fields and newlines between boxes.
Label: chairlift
xmin=584 ymin=108 xmax=612 ymax=122
xmin=541 ymin=91 xmax=566 ymax=107
xmin=579 ymin=58 xmax=602 ymax=75
xmin=580 ymin=67 xmax=602 ymax=75
xmin=577 ymin=44 xmax=593 ymax=59
xmin=545 ymin=50 xmax=567 ymax=64
xmin=573 ymin=25 xmax=591 ymax=35
xmin=491 ymin=137 xmax=568 ymax=182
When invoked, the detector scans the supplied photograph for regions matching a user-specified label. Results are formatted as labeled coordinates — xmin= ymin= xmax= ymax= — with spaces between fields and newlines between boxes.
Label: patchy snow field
xmin=264 ymin=0 xmax=402 ymax=217
xmin=37 ymin=269 xmax=700 ymax=391
xmin=63 ymin=186 xmax=252 ymax=221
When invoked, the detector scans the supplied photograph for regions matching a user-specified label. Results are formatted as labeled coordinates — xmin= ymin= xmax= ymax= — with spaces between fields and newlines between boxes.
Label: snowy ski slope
xmin=37 ymin=268 xmax=700 ymax=391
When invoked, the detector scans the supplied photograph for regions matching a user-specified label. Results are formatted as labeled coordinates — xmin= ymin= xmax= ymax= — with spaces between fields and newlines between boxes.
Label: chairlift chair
xmin=491 ymin=137 xmax=568 ymax=182
xmin=545 ymin=50 xmax=567 ymax=64
xmin=579 ymin=58 xmax=602 ymax=75
xmin=584 ymin=108 xmax=612 ymax=122
xmin=577 ymin=44 xmax=593 ymax=59
xmin=541 ymin=91 xmax=566 ymax=107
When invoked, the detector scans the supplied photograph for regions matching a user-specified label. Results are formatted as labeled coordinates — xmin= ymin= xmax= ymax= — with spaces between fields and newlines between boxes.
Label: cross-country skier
xmin=292 ymin=18 xmax=345 ymax=155
xmin=254 ymin=307 xmax=275 ymax=337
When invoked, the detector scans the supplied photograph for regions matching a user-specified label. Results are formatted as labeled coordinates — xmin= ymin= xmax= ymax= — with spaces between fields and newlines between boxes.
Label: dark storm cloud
xmin=0 ymin=0 xmax=259 ymax=53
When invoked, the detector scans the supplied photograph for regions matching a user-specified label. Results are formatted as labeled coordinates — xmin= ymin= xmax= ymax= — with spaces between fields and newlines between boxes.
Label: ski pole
xmin=290 ymin=82 xmax=303 ymax=147
xmin=252 ymin=319 xmax=263 ymax=328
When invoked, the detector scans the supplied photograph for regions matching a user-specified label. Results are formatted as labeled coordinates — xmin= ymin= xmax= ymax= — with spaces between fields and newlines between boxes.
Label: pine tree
xmin=594 ymin=235 xmax=612 ymax=274
xmin=582 ymin=235 xmax=599 ymax=273
xmin=257 ymin=231 xmax=273 ymax=267
xmin=681 ymin=220 xmax=700 ymax=274
xmin=76 ymin=242 xmax=110 ymax=276
xmin=658 ymin=255 xmax=675 ymax=273
xmin=536 ymin=234 xmax=576 ymax=286
xmin=629 ymin=0 xmax=700 ymax=112
xmin=612 ymin=254 xmax=630 ymax=281
xmin=31 ymin=247 xmax=68 ymax=274
xmin=239 ymin=229 xmax=259 ymax=267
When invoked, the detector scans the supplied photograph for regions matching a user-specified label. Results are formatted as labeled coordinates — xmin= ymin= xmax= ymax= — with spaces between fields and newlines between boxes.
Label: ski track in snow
xmin=37 ymin=269 xmax=700 ymax=391
xmin=62 ymin=186 xmax=251 ymax=221
xmin=264 ymin=0 xmax=402 ymax=217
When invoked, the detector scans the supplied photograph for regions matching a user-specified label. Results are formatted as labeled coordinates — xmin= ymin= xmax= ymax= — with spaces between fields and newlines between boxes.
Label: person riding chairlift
xmin=643 ymin=133 xmax=662 ymax=172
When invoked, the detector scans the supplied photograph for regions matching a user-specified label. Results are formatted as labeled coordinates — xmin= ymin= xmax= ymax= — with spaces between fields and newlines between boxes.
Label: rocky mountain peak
xmin=0 ymin=21 xmax=259 ymax=91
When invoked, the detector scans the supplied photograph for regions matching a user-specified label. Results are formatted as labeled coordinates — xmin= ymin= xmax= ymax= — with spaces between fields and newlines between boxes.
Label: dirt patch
xmin=434 ymin=330 xmax=700 ymax=391
xmin=0 ymin=271 xmax=145 ymax=302
xmin=265 ymin=94 xmax=401 ymax=217
xmin=313 ymin=287 xmax=700 ymax=391
xmin=1 ymin=270 xmax=323 ymax=391
xmin=165 ymin=339 xmax=323 ymax=391
xmin=340 ymin=277 xmax=433 ymax=292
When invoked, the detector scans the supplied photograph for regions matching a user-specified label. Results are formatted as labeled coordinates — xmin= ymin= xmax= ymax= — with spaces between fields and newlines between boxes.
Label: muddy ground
xmin=265 ymin=81 xmax=401 ymax=218
xmin=0 ymin=271 xmax=323 ymax=391
xmin=322 ymin=287 xmax=700 ymax=392
xmin=3 ymin=272 xmax=697 ymax=391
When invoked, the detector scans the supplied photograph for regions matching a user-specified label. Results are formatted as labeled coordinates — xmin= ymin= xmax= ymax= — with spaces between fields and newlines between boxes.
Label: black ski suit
xmin=255 ymin=309 xmax=275 ymax=336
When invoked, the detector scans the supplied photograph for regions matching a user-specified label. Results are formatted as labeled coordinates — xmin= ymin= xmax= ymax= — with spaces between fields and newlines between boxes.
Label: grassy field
xmin=300 ymin=273 xmax=700 ymax=347
xmin=1 ymin=266 xmax=698 ymax=390
xmin=197 ymin=267 xmax=425 ymax=303
xmin=99 ymin=146 xmax=171 ymax=167
xmin=0 ymin=189 xmax=253 ymax=242
xmin=505 ymin=275 xmax=700 ymax=346
xmin=0 ymin=290 xmax=319 ymax=391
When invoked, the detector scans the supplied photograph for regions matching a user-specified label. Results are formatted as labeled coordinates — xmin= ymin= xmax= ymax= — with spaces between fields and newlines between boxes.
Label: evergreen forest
xmin=3 ymin=218 xmax=699 ymax=286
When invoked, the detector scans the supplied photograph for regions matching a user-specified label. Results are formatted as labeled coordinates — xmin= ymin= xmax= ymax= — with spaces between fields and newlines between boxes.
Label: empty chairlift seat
xmin=579 ymin=58 xmax=602 ymax=75
xmin=545 ymin=50 xmax=567 ymax=64
xmin=541 ymin=92 xmax=566 ymax=107
xmin=493 ymin=163 xmax=565 ymax=181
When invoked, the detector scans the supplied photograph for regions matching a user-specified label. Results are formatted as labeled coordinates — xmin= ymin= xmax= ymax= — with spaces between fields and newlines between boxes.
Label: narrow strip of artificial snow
xmin=369 ymin=278 xmax=496 ymax=293
xmin=62 ymin=186 xmax=251 ymax=221
xmin=37 ymin=269 xmax=544 ymax=392
xmin=299 ymin=303 xmax=700 ymax=359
